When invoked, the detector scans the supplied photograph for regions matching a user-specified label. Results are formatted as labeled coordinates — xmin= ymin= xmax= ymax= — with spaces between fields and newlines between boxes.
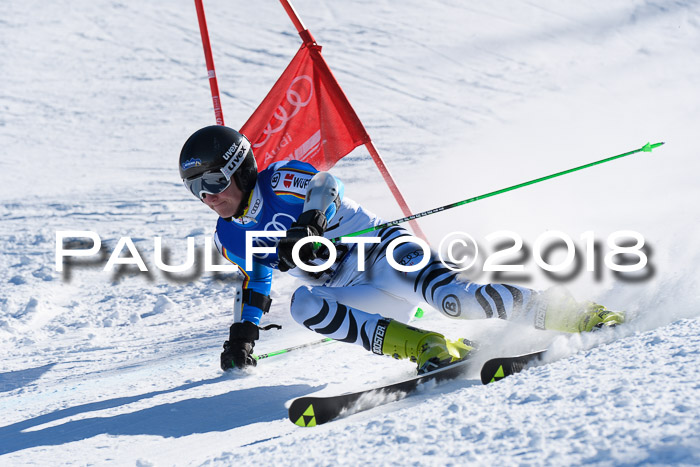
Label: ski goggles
xmin=183 ymin=170 xmax=232 ymax=200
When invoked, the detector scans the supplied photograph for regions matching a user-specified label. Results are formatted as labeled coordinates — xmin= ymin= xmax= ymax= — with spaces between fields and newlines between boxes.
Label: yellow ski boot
xmin=538 ymin=287 xmax=625 ymax=333
xmin=376 ymin=319 xmax=474 ymax=374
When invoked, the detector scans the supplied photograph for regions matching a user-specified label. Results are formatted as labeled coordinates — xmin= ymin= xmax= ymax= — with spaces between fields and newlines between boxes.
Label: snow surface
xmin=2 ymin=0 xmax=700 ymax=465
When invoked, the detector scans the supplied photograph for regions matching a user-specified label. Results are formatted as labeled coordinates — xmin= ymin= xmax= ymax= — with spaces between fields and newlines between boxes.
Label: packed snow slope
xmin=2 ymin=0 xmax=700 ymax=465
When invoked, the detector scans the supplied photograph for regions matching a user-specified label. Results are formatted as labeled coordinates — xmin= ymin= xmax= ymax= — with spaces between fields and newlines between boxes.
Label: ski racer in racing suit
xmin=179 ymin=125 xmax=624 ymax=373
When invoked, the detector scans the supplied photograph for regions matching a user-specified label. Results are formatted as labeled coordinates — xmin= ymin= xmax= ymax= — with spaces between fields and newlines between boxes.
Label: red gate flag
xmin=241 ymin=44 xmax=370 ymax=171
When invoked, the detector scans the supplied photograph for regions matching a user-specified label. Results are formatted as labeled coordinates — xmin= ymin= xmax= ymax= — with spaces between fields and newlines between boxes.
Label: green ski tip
xmin=641 ymin=141 xmax=665 ymax=152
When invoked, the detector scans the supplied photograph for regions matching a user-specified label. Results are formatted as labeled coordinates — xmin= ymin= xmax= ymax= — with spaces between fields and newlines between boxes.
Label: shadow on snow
xmin=0 ymin=364 xmax=57 ymax=394
xmin=0 ymin=375 xmax=319 ymax=455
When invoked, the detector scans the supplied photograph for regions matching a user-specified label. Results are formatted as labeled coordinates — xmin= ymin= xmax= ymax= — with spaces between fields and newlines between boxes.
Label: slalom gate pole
xmin=331 ymin=142 xmax=665 ymax=243
xmin=194 ymin=0 xmax=225 ymax=125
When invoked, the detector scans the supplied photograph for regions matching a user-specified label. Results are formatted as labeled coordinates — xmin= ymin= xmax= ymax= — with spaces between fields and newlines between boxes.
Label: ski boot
xmin=376 ymin=319 xmax=474 ymax=374
xmin=538 ymin=287 xmax=625 ymax=333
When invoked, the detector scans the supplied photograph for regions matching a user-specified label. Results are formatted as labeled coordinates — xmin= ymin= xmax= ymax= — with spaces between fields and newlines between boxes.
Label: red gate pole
xmin=278 ymin=0 xmax=428 ymax=242
xmin=194 ymin=0 xmax=225 ymax=125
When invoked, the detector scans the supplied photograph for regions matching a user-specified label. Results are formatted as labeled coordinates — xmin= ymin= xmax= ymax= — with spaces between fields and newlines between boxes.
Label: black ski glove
xmin=221 ymin=321 xmax=259 ymax=370
xmin=277 ymin=210 xmax=328 ymax=272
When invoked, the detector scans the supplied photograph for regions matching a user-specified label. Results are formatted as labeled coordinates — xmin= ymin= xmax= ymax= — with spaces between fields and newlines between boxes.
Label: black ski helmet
xmin=179 ymin=125 xmax=258 ymax=199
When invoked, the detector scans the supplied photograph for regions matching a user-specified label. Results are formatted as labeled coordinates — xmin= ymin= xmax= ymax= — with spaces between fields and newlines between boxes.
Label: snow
xmin=2 ymin=0 xmax=700 ymax=465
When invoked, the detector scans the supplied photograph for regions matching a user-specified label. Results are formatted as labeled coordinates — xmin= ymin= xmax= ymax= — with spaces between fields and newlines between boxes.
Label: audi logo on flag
xmin=254 ymin=75 xmax=313 ymax=149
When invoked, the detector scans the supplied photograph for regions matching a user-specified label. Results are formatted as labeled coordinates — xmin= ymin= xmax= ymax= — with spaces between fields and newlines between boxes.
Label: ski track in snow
xmin=2 ymin=0 xmax=700 ymax=465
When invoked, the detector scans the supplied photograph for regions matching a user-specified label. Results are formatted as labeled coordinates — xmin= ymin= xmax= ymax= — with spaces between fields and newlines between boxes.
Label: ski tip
xmin=289 ymin=400 xmax=321 ymax=427
xmin=479 ymin=350 xmax=548 ymax=385
xmin=293 ymin=403 xmax=318 ymax=427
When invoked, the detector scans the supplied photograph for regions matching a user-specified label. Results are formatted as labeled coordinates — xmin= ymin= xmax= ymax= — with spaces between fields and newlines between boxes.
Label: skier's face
xmin=201 ymin=181 xmax=244 ymax=218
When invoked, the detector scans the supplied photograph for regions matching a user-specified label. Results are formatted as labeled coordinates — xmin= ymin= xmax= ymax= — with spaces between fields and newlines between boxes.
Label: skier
xmin=179 ymin=125 xmax=624 ymax=373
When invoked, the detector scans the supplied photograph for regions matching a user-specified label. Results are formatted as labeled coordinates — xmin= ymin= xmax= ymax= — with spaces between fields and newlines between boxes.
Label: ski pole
xmin=331 ymin=141 xmax=665 ymax=242
xmin=253 ymin=337 xmax=334 ymax=361
xmin=253 ymin=308 xmax=425 ymax=361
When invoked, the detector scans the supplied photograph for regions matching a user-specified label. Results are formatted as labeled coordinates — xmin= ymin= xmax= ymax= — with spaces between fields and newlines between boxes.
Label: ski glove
xmin=277 ymin=210 xmax=328 ymax=272
xmin=221 ymin=321 xmax=259 ymax=370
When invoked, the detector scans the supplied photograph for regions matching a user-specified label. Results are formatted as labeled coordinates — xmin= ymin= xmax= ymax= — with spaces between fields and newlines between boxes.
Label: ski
xmin=289 ymin=349 xmax=549 ymax=427
xmin=288 ymin=359 xmax=477 ymax=427
xmin=479 ymin=350 xmax=548 ymax=384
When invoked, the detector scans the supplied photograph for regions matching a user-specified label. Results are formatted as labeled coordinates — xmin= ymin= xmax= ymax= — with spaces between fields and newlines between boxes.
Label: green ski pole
xmin=331 ymin=142 xmax=665 ymax=243
xmin=253 ymin=308 xmax=426 ymax=361
xmin=253 ymin=338 xmax=334 ymax=361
